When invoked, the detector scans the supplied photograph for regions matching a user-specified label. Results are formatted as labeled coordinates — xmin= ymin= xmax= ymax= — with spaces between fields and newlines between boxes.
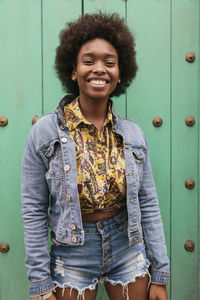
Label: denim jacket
xmin=21 ymin=95 xmax=170 ymax=296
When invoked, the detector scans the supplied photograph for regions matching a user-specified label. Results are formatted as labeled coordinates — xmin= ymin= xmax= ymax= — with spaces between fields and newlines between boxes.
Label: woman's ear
xmin=71 ymin=70 xmax=77 ymax=81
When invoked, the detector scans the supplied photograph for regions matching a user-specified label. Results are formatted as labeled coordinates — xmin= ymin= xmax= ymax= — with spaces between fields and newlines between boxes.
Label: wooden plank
xmin=171 ymin=0 xmax=199 ymax=299
xmin=0 ymin=0 xmax=42 ymax=299
xmin=83 ymin=0 xmax=127 ymax=117
xmin=42 ymin=0 xmax=82 ymax=114
xmin=126 ymin=1 xmax=171 ymax=294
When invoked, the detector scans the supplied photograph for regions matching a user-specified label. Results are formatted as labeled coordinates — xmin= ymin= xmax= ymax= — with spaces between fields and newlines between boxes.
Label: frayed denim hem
xmin=53 ymin=269 xmax=150 ymax=300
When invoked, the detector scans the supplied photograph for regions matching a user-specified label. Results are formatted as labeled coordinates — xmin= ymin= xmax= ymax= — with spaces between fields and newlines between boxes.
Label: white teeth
xmin=89 ymin=79 xmax=106 ymax=85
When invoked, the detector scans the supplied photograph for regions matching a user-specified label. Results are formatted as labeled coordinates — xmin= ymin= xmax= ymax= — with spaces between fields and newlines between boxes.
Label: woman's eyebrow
xmin=81 ymin=53 xmax=117 ymax=58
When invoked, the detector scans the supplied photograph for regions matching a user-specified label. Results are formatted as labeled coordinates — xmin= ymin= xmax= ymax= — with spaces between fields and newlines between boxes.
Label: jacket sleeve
xmin=138 ymin=137 xmax=170 ymax=285
xmin=21 ymin=133 xmax=55 ymax=296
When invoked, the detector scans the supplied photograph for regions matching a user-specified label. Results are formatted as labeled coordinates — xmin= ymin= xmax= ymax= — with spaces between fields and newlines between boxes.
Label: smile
xmin=87 ymin=79 xmax=109 ymax=85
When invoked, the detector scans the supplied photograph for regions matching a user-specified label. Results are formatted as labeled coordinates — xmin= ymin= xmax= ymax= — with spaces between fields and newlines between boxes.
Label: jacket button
xmin=64 ymin=164 xmax=70 ymax=171
xmin=71 ymin=224 xmax=76 ymax=230
xmin=66 ymin=194 xmax=71 ymax=201
xmin=61 ymin=137 xmax=67 ymax=143
xmin=60 ymin=125 xmax=65 ymax=130
xmin=72 ymin=236 xmax=77 ymax=243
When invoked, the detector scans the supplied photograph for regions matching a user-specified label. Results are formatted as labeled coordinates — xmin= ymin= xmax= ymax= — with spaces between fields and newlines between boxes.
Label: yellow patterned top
xmin=64 ymin=98 xmax=126 ymax=215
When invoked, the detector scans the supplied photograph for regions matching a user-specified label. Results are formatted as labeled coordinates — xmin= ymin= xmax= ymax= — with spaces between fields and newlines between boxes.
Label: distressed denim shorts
xmin=50 ymin=210 xmax=150 ymax=296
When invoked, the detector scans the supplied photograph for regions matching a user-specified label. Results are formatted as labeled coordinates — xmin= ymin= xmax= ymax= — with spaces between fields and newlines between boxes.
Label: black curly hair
xmin=55 ymin=12 xmax=137 ymax=97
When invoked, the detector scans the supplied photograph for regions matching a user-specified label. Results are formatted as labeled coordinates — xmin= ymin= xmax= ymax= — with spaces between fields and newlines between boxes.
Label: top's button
xmin=60 ymin=125 xmax=65 ymax=130
xmin=61 ymin=137 xmax=67 ymax=143
xmin=110 ymin=156 xmax=117 ymax=165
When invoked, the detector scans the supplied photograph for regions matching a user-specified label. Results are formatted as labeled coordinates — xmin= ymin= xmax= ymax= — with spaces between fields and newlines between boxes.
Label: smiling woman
xmin=74 ymin=38 xmax=120 ymax=101
xmin=55 ymin=13 xmax=137 ymax=97
xmin=21 ymin=12 xmax=170 ymax=300
xmin=72 ymin=38 xmax=120 ymax=130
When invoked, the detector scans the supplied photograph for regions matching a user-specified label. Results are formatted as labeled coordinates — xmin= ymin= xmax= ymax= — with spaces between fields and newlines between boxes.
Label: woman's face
xmin=72 ymin=38 xmax=120 ymax=102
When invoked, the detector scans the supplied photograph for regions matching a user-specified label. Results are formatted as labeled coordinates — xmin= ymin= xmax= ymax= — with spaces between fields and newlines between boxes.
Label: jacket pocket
xmin=131 ymin=147 xmax=146 ymax=162
xmin=45 ymin=141 xmax=64 ymax=179
xmin=130 ymin=146 xmax=146 ymax=188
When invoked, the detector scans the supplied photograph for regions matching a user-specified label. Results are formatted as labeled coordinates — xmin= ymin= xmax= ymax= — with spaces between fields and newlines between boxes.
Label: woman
xmin=21 ymin=13 xmax=170 ymax=300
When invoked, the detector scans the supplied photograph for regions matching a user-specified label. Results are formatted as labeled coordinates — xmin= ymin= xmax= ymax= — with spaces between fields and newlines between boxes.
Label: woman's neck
xmin=78 ymin=96 xmax=109 ymax=131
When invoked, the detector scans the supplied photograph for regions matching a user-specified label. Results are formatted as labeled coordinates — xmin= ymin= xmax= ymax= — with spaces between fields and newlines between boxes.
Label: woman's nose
xmin=93 ymin=61 xmax=106 ymax=74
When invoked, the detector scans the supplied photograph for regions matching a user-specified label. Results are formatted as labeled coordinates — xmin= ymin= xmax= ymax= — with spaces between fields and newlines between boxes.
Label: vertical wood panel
xmin=171 ymin=1 xmax=199 ymax=299
xmin=126 ymin=2 xmax=171 ymax=295
xmin=42 ymin=0 xmax=82 ymax=114
xmin=0 ymin=0 xmax=42 ymax=299
xmin=198 ymin=4 xmax=200 ymax=295
xmin=83 ymin=0 xmax=127 ymax=117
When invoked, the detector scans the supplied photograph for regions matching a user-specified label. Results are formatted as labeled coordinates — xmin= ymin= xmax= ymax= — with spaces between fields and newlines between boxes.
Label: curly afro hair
xmin=55 ymin=12 xmax=137 ymax=97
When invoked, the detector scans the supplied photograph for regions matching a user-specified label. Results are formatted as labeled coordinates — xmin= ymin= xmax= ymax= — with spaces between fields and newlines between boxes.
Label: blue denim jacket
xmin=21 ymin=95 xmax=170 ymax=296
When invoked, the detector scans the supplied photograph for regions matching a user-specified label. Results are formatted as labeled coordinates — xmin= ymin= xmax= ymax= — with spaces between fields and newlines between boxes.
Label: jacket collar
xmin=54 ymin=94 xmax=119 ymax=129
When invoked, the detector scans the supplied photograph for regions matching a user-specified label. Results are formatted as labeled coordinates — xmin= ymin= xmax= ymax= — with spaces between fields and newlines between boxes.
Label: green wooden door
xmin=0 ymin=1 xmax=199 ymax=299
xmin=0 ymin=1 xmax=43 ymax=299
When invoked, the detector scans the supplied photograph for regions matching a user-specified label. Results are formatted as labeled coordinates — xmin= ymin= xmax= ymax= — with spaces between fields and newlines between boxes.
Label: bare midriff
xmin=82 ymin=207 xmax=125 ymax=223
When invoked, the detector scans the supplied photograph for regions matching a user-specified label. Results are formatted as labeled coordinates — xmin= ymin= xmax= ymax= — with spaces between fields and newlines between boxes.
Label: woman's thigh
xmin=55 ymin=286 xmax=98 ymax=300
xmin=105 ymin=274 xmax=149 ymax=300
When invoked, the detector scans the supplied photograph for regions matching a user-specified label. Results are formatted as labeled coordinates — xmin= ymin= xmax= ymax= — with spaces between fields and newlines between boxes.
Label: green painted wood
xmin=171 ymin=1 xmax=199 ymax=299
xmin=42 ymin=0 xmax=82 ymax=114
xmin=199 ymin=31 xmax=200 ymax=300
xmin=126 ymin=2 xmax=171 ymax=296
xmin=0 ymin=0 xmax=42 ymax=299
xmin=83 ymin=0 xmax=126 ymax=118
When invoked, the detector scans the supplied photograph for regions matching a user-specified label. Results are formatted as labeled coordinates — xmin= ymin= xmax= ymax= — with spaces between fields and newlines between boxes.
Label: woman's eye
xmin=106 ymin=61 xmax=116 ymax=67
xmin=83 ymin=60 xmax=93 ymax=65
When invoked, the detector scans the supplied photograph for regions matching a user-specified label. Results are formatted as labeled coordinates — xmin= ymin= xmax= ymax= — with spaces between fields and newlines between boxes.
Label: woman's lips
xmin=87 ymin=78 xmax=109 ymax=86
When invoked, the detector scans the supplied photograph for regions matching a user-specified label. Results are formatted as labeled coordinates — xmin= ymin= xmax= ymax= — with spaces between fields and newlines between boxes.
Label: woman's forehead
xmin=78 ymin=38 xmax=118 ymax=57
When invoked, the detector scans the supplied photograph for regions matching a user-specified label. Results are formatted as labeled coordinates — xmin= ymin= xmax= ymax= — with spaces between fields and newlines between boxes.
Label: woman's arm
xmin=138 ymin=137 xmax=170 ymax=286
xmin=21 ymin=134 xmax=55 ymax=297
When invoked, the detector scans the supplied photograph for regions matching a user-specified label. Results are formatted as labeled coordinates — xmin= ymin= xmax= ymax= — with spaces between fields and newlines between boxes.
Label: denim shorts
xmin=50 ymin=210 xmax=150 ymax=296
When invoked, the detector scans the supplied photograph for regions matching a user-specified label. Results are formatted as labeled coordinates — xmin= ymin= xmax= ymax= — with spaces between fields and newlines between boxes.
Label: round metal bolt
xmin=0 ymin=242 xmax=9 ymax=253
xmin=0 ymin=116 xmax=8 ymax=127
xmin=153 ymin=117 xmax=163 ymax=127
xmin=186 ymin=52 xmax=195 ymax=63
xmin=185 ymin=116 xmax=195 ymax=127
xmin=185 ymin=178 xmax=195 ymax=189
xmin=184 ymin=240 xmax=195 ymax=252
xmin=32 ymin=116 xmax=40 ymax=125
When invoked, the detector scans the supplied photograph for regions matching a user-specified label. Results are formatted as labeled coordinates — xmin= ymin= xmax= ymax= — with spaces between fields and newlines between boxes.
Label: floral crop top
xmin=64 ymin=97 xmax=126 ymax=215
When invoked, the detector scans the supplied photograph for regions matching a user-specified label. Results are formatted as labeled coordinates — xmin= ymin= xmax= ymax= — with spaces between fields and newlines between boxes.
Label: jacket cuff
xmin=151 ymin=269 xmax=170 ymax=285
xmin=29 ymin=276 xmax=56 ymax=297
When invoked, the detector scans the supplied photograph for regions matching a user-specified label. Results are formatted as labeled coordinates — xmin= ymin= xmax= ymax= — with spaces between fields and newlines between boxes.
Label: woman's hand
xmin=46 ymin=294 xmax=57 ymax=300
xmin=149 ymin=284 xmax=168 ymax=300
